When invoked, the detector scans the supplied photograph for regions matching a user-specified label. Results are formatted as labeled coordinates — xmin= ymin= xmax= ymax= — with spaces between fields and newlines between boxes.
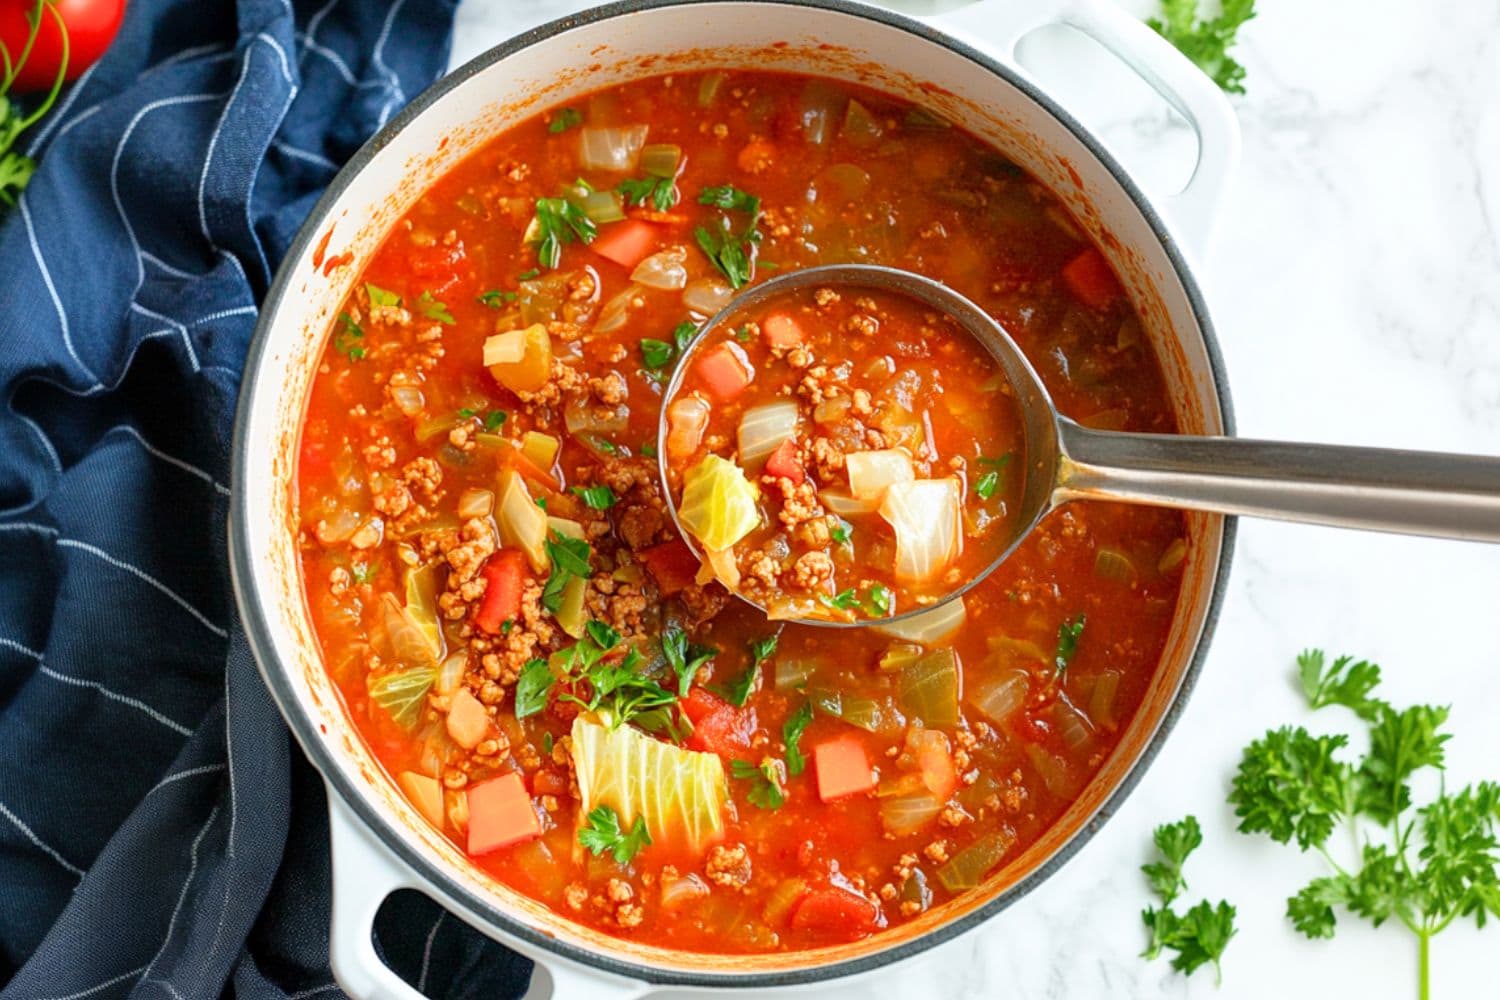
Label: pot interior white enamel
xmin=231 ymin=0 xmax=1233 ymax=986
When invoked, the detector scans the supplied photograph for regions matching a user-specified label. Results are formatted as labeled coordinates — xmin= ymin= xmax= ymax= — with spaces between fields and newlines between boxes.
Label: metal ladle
xmin=658 ymin=264 xmax=1500 ymax=628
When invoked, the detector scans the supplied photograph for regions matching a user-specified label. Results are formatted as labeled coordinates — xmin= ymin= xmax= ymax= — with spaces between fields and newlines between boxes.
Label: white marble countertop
xmin=446 ymin=2 xmax=1500 ymax=996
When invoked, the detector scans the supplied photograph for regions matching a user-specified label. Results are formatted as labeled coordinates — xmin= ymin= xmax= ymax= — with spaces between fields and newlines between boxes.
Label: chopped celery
xmin=874 ymin=597 xmax=966 ymax=644
xmin=581 ymin=189 xmax=626 ymax=224
xmin=897 ymin=648 xmax=961 ymax=728
xmin=640 ymin=143 xmax=683 ymax=178
xmin=1089 ymin=668 xmax=1122 ymax=730
xmin=697 ymin=72 xmax=726 ymax=107
xmin=807 ymin=685 xmax=886 ymax=732
xmin=678 ymin=454 xmax=760 ymax=552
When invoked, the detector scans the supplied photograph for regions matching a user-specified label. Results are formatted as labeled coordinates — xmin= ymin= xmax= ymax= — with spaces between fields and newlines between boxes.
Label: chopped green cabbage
xmin=678 ymin=454 xmax=760 ymax=553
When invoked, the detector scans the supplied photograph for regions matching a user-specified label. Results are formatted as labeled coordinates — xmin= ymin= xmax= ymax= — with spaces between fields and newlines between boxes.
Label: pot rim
xmin=230 ymin=0 xmax=1238 ymax=987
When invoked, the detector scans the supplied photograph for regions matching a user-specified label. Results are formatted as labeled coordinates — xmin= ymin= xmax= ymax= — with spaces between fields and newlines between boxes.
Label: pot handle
xmin=326 ymin=789 xmax=652 ymax=1000
xmin=928 ymin=0 xmax=1240 ymax=255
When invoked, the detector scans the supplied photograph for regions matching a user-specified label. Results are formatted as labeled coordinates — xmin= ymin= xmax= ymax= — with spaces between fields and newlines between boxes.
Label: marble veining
xmin=444 ymin=2 xmax=1500 ymax=995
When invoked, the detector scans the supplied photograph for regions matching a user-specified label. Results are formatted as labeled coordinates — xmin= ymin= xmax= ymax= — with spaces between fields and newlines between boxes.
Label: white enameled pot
xmin=230 ymin=1 xmax=1239 ymax=996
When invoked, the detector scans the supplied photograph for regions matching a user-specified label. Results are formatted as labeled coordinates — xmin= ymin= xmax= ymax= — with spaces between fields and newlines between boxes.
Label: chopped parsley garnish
xmin=730 ymin=758 xmax=787 ymax=810
xmin=1054 ymin=614 xmax=1086 ymax=675
xmin=783 ymin=701 xmax=814 ymax=777
xmin=618 ymin=174 xmax=679 ymax=212
xmin=1141 ymin=815 xmax=1237 ymax=980
xmin=865 ymin=584 xmax=893 ymax=617
xmin=719 ymin=634 xmax=777 ymax=707
xmin=578 ymin=805 xmax=651 ymax=863
xmin=974 ymin=471 xmax=1000 ymax=500
xmin=640 ymin=443 xmax=657 ymax=458
xmin=830 ymin=520 xmax=852 ymax=545
xmin=593 ymin=438 xmax=618 ymax=455
xmin=477 ymin=289 xmax=517 ymax=308
xmin=531 ymin=197 xmax=597 ymax=270
xmin=334 ymin=312 xmax=365 ymax=361
xmin=673 ymin=321 xmax=698 ymax=352
xmin=415 ymin=290 xmax=454 ymax=325
xmin=749 ymin=634 xmax=778 ymax=665
xmin=662 ymin=628 xmax=717 ymax=697
xmin=733 ymin=325 xmax=752 ymax=343
xmin=1147 ymin=0 xmax=1256 ymax=95
xmin=547 ymin=107 xmax=583 ymax=134
xmin=483 ymin=410 xmax=507 ymax=431
xmin=540 ymin=533 xmax=592 ymax=613
xmin=513 ymin=657 xmax=553 ymax=719
xmin=350 ymin=562 xmax=376 ymax=585
xmin=517 ymin=268 xmax=541 ymax=281
xmin=570 ymin=484 xmax=617 ymax=510
xmin=365 ymin=282 xmax=401 ymax=308
xmin=558 ymin=634 xmax=676 ymax=728
xmin=819 ymin=588 xmax=859 ymax=612
xmin=640 ymin=338 xmax=674 ymax=369
xmin=694 ymin=184 xmax=763 ymax=289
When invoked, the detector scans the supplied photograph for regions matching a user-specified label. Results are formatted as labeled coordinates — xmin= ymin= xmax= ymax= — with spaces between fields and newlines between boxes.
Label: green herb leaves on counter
xmin=731 ymin=758 xmax=787 ymax=810
xmin=1147 ymin=0 xmax=1256 ymax=95
xmin=1053 ymin=614 xmax=1086 ymax=676
xmin=695 ymin=183 xmax=763 ymax=288
xmin=1141 ymin=815 xmax=1238 ymax=980
xmin=579 ymin=805 xmax=651 ymax=863
xmin=548 ymin=107 xmax=583 ymax=134
xmin=514 ymin=657 xmax=553 ymax=719
xmin=531 ymin=196 xmax=597 ymax=270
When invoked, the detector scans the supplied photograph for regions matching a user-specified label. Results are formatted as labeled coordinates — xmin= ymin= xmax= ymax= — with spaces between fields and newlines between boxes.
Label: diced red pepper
xmin=789 ymin=886 xmax=881 ymax=939
xmin=682 ymin=688 xmax=754 ymax=757
xmin=590 ymin=219 xmax=659 ymax=269
xmin=466 ymin=772 xmax=540 ymax=855
xmin=638 ymin=539 xmax=702 ymax=597
xmin=1060 ymin=247 xmax=1122 ymax=311
xmin=694 ymin=342 xmax=754 ymax=401
xmin=474 ymin=549 xmax=528 ymax=634
xmin=763 ymin=439 xmax=804 ymax=484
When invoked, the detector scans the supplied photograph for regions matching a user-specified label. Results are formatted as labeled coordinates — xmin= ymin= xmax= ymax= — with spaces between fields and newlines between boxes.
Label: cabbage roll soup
xmin=295 ymin=68 xmax=1188 ymax=954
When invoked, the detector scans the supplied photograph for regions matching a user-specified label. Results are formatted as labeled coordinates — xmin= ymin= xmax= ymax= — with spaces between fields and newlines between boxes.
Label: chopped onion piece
xmin=666 ymin=395 xmax=711 ymax=461
xmin=969 ymin=668 xmax=1029 ymax=724
xmin=630 ymin=246 xmax=688 ymax=290
xmin=880 ymin=789 xmax=943 ymax=837
xmin=581 ymin=189 xmax=626 ymax=224
xmin=678 ymin=454 xmax=760 ymax=552
xmin=457 ymin=488 xmax=494 ymax=520
xmin=878 ymin=478 xmax=962 ymax=582
xmin=496 ymin=469 xmax=548 ymax=573
xmin=1093 ymin=546 xmax=1136 ymax=583
xmin=660 ymin=870 xmax=710 ymax=911
xmin=389 ymin=385 xmax=424 ymax=416
xmin=546 ymin=516 xmax=585 ymax=540
xmin=640 ymin=143 xmax=683 ymax=179
xmin=737 ymin=400 xmax=799 ymax=465
xmin=874 ymin=596 xmax=966 ymax=643
xmin=594 ymin=283 xmax=640 ymax=335
xmin=897 ymin=649 xmax=961 ymax=728
xmin=845 ymin=449 xmax=915 ymax=501
xmin=565 ymin=394 xmax=629 ymax=435
xmin=436 ymin=653 xmax=467 ymax=696
xmin=578 ymin=124 xmax=649 ymax=172
xmin=935 ymin=830 xmax=1014 ymax=892
xmin=682 ymin=276 xmax=733 ymax=316
xmin=775 ymin=658 xmax=816 ymax=691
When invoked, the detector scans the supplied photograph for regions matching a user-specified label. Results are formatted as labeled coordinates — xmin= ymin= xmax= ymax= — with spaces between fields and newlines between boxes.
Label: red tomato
xmin=0 ymin=0 xmax=127 ymax=93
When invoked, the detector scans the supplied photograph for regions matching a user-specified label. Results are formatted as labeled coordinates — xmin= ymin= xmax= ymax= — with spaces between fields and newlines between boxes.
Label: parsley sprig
xmin=731 ymin=758 xmax=787 ymax=810
xmin=662 ymin=627 xmax=717 ymax=697
xmin=618 ymin=174 xmax=678 ymax=212
xmin=1227 ymin=649 xmax=1499 ymax=998
xmin=694 ymin=184 xmax=762 ymax=288
xmin=1141 ymin=815 xmax=1238 ymax=981
xmin=530 ymin=196 xmax=597 ymax=270
xmin=1147 ymin=0 xmax=1256 ymax=95
xmin=578 ymin=804 xmax=651 ymax=863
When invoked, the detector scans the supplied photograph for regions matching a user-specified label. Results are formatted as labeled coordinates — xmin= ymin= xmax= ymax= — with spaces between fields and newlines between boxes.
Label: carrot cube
xmin=694 ymin=342 xmax=754 ymax=401
xmin=590 ymin=219 xmax=659 ymax=269
xmin=814 ymin=736 xmax=876 ymax=802
xmin=466 ymin=772 xmax=540 ymax=855
xmin=1060 ymin=247 xmax=1122 ymax=311
xmin=760 ymin=312 xmax=804 ymax=349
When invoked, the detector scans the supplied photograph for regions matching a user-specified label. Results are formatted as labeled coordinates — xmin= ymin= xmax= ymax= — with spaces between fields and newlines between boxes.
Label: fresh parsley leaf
xmin=1355 ymin=702 xmax=1450 ymax=825
xmin=578 ymin=805 xmax=652 ymax=863
xmin=865 ymin=584 xmax=893 ymax=617
xmin=517 ymin=268 xmax=541 ymax=281
xmin=662 ymin=628 xmax=717 ymax=697
xmin=698 ymin=184 xmax=761 ymax=216
xmin=721 ymin=663 xmax=758 ymax=708
xmin=749 ymin=634 xmax=778 ymax=665
xmin=1297 ymin=649 xmax=1383 ymax=721
xmin=733 ymin=325 xmax=752 ymax=343
xmin=1142 ymin=815 xmax=1203 ymax=905
xmin=570 ymin=484 xmax=617 ymax=510
xmin=541 ymin=533 xmax=592 ymax=613
xmin=831 ymin=520 xmax=852 ymax=545
xmin=585 ymin=620 xmax=621 ymax=651
xmin=1146 ymin=0 xmax=1256 ymax=95
xmin=640 ymin=338 xmax=674 ymax=369
xmin=977 ymin=453 xmax=1013 ymax=468
xmin=673 ymin=321 xmax=698 ymax=352
xmin=819 ymin=588 xmax=859 ymax=612
xmin=1230 ymin=725 xmax=1353 ymax=850
xmin=1286 ymin=875 xmax=1347 ymax=940
xmin=1053 ymin=614 xmax=1086 ymax=675
xmin=531 ymin=197 xmax=597 ymax=269
xmin=514 ymin=658 xmax=553 ymax=719
xmin=640 ymin=443 xmax=657 ymax=458
xmin=365 ymin=282 xmax=401 ymax=308
xmin=483 ymin=410 xmax=507 ymax=431
xmin=974 ymin=471 xmax=1000 ymax=500
xmin=694 ymin=184 xmax=762 ymax=289
xmin=478 ymin=289 xmax=517 ymax=308
xmin=548 ymin=107 xmax=583 ymax=133
xmin=731 ymin=758 xmax=787 ymax=810
xmin=416 ymin=290 xmax=455 ymax=324
xmin=1143 ymin=899 xmax=1237 ymax=979
xmin=335 ymin=312 xmax=366 ymax=361
xmin=542 ymin=731 xmax=553 ymax=754
xmin=618 ymin=174 xmax=679 ymax=212
xmin=784 ymin=701 xmax=814 ymax=777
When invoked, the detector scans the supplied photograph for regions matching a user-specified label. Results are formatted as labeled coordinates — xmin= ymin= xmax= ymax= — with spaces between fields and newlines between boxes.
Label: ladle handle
xmin=1056 ymin=418 xmax=1500 ymax=541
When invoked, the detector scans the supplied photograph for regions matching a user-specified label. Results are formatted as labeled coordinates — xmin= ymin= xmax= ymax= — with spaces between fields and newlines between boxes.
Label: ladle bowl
xmin=659 ymin=263 xmax=1500 ymax=628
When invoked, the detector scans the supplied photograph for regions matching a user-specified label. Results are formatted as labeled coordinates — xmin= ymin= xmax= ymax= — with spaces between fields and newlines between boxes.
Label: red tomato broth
xmin=662 ymin=283 xmax=1027 ymax=622
xmin=295 ymin=69 xmax=1187 ymax=955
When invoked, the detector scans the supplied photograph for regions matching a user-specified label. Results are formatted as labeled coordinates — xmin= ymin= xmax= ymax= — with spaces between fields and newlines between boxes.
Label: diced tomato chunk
xmin=814 ymin=736 xmax=876 ymax=802
xmin=466 ymin=773 xmax=540 ymax=855
xmin=789 ymin=886 xmax=881 ymax=939
xmin=590 ymin=219 xmax=659 ymax=269
xmin=694 ymin=342 xmax=754 ymax=401
xmin=638 ymin=539 xmax=702 ymax=597
xmin=683 ymin=688 xmax=754 ymax=757
xmin=760 ymin=312 xmax=805 ymax=349
xmin=1060 ymin=247 xmax=1122 ymax=310
xmin=763 ymin=439 xmax=804 ymax=484
xmin=474 ymin=549 xmax=528 ymax=634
